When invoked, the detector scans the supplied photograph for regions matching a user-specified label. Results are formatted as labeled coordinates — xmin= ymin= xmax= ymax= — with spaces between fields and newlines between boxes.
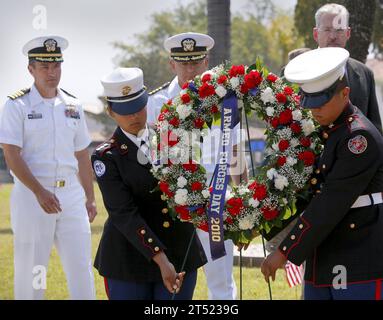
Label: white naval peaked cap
xmin=101 ymin=67 xmax=148 ymax=115
xmin=164 ymin=32 xmax=214 ymax=61
xmin=22 ymin=35 xmax=68 ymax=62
xmin=284 ymin=47 xmax=349 ymax=108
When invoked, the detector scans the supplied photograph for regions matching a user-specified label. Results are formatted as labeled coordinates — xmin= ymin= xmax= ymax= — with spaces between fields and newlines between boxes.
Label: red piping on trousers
xmin=104 ymin=277 xmax=110 ymax=300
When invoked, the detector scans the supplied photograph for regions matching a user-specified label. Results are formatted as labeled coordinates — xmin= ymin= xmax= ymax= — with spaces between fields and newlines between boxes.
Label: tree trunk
xmin=345 ymin=0 xmax=376 ymax=62
xmin=207 ymin=0 xmax=231 ymax=67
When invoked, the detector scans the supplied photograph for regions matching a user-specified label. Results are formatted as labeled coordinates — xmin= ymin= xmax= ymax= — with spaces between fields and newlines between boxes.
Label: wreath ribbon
xmin=207 ymin=90 xmax=238 ymax=260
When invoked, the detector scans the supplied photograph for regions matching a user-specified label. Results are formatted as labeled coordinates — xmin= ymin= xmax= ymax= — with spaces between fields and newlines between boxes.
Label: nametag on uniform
xmin=65 ymin=105 xmax=80 ymax=119
xmin=27 ymin=112 xmax=43 ymax=119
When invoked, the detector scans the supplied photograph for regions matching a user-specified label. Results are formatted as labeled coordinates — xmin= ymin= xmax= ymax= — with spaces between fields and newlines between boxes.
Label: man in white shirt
xmin=147 ymin=32 xmax=247 ymax=300
xmin=0 ymin=36 xmax=96 ymax=300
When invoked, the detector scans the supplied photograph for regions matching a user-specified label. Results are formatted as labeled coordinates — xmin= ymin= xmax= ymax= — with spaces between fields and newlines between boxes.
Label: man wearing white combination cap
xmin=147 ymin=32 xmax=246 ymax=300
xmin=261 ymin=47 xmax=383 ymax=300
xmin=0 ymin=36 xmax=96 ymax=299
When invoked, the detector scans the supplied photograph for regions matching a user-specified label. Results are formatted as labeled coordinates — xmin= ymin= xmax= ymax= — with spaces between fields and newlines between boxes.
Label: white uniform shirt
xmin=147 ymin=76 xmax=241 ymax=181
xmin=0 ymin=84 xmax=91 ymax=179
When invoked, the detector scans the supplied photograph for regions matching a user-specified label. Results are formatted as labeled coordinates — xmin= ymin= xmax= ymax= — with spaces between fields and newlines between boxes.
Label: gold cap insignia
xmin=181 ymin=38 xmax=196 ymax=52
xmin=122 ymin=86 xmax=131 ymax=96
xmin=44 ymin=39 xmax=57 ymax=52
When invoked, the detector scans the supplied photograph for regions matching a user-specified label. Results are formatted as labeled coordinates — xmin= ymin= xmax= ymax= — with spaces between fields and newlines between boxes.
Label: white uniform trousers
xmin=10 ymin=177 xmax=95 ymax=300
xmin=196 ymin=229 xmax=237 ymax=300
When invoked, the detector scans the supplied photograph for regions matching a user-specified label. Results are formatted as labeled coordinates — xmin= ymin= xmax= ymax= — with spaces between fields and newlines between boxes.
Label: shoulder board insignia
xmin=347 ymin=115 xmax=365 ymax=133
xmin=95 ymin=137 xmax=117 ymax=157
xmin=7 ymin=88 xmax=30 ymax=100
xmin=148 ymin=81 xmax=171 ymax=96
xmin=60 ymin=88 xmax=77 ymax=99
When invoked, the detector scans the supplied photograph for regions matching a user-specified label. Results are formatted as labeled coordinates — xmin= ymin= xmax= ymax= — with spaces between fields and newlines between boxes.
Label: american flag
xmin=285 ymin=260 xmax=303 ymax=288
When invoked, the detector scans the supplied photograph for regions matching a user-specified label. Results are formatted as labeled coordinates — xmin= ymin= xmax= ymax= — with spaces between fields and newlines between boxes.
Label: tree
xmin=372 ymin=0 xmax=383 ymax=59
xmin=294 ymin=0 xmax=379 ymax=62
xmin=207 ymin=0 xmax=231 ymax=67
xmin=346 ymin=0 xmax=376 ymax=62
xmin=114 ymin=0 xmax=302 ymax=89
xmin=113 ymin=1 xmax=207 ymax=91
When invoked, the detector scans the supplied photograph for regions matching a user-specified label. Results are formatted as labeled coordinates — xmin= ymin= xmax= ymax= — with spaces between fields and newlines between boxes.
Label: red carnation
xmin=270 ymin=117 xmax=279 ymax=128
xmin=169 ymin=117 xmax=180 ymax=127
xmin=175 ymin=206 xmax=191 ymax=220
xmin=191 ymin=181 xmax=203 ymax=191
xmin=181 ymin=83 xmax=189 ymax=90
xmin=229 ymin=65 xmax=245 ymax=78
xmin=226 ymin=217 xmax=234 ymax=225
xmin=226 ymin=197 xmax=243 ymax=216
xmin=158 ymin=112 xmax=167 ymax=122
xmin=181 ymin=94 xmax=191 ymax=104
xmin=277 ymin=156 xmax=287 ymax=167
xmin=244 ymin=70 xmax=263 ymax=89
xmin=217 ymin=75 xmax=228 ymax=84
xmin=298 ymin=151 xmax=315 ymax=166
xmin=159 ymin=181 xmax=170 ymax=194
xmin=279 ymin=109 xmax=293 ymax=125
xmin=248 ymin=181 xmax=258 ymax=191
xmin=211 ymin=105 xmax=219 ymax=113
xmin=276 ymin=93 xmax=287 ymax=104
xmin=253 ymin=184 xmax=267 ymax=201
xmin=182 ymin=162 xmax=198 ymax=172
xmin=201 ymin=73 xmax=212 ymax=83
xmin=240 ymin=83 xmax=249 ymax=94
xmin=261 ymin=207 xmax=279 ymax=221
xmin=194 ymin=118 xmax=205 ymax=129
xmin=278 ymin=140 xmax=290 ymax=152
xmin=267 ymin=73 xmax=278 ymax=83
xmin=198 ymin=221 xmax=209 ymax=232
xmin=199 ymin=82 xmax=216 ymax=98
xmin=196 ymin=207 xmax=205 ymax=216
xmin=283 ymin=86 xmax=294 ymax=96
xmin=290 ymin=122 xmax=302 ymax=134
xmin=166 ymin=99 xmax=172 ymax=106
xmin=300 ymin=137 xmax=311 ymax=148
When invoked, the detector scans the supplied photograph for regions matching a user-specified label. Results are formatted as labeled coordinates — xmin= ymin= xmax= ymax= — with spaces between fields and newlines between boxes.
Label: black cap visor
xmin=301 ymin=79 xmax=339 ymax=109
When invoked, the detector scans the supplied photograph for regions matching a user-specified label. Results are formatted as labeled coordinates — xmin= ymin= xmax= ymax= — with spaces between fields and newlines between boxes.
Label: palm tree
xmin=207 ymin=0 xmax=231 ymax=67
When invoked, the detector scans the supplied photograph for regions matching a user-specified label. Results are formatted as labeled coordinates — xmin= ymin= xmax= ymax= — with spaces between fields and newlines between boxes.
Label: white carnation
xmin=202 ymin=189 xmax=210 ymax=199
xmin=176 ymin=104 xmax=191 ymax=120
xmin=238 ymin=187 xmax=247 ymax=196
xmin=162 ymin=167 xmax=169 ymax=175
xmin=215 ymin=85 xmax=227 ymax=98
xmin=301 ymin=119 xmax=315 ymax=136
xmin=230 ymin=77 xmax=240 ymax=89
xmin=287 ymin=157 xmax=297 ymax=166
xmin=266 ymin=107 xmax=275 ymax=117
xmin=248 ymin=198 xmax=260 ymax=208
xmin=267 ymin=168 xmax=277 ymax=180
xmin=292 ymin=110 xmax=303 ymax=121
xmin=174 ymin=189 xmax=188 ymax=205
xmin=274 ymin=174 xmax=289 ymax=191
xmin=238 ymin=216 xmax=254 ymax=230
xmin=260 ymin=87 xmax=276 ymax=104
xmin=177 ymin=176 xmax=187 ymax=188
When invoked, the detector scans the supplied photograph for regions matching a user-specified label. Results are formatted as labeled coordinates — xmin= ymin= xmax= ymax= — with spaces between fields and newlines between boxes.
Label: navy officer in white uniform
xmin=147 ymin=32 xmax=248 ymax=300
xmin=0 ymin=36 xmax=96 ymax=300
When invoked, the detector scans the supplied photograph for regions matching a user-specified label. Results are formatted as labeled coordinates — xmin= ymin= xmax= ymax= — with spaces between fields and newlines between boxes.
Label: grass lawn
xmin=0 ymin=183 xmax=298 ymax=300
